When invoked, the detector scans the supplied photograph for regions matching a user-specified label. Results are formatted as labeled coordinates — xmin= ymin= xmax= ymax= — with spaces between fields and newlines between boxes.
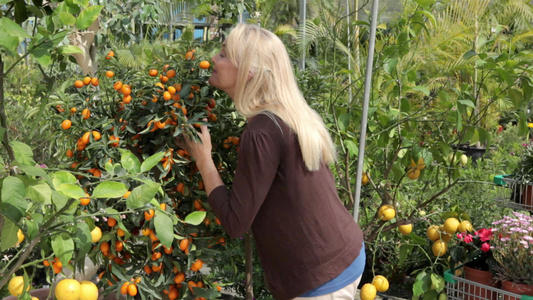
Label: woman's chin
xmin=208 ymin=76 xmax=218 ymax=88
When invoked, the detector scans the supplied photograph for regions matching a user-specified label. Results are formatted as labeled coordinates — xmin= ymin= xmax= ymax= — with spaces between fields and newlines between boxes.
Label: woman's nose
xmin=211 ymin=54 xmax=219 ymax=63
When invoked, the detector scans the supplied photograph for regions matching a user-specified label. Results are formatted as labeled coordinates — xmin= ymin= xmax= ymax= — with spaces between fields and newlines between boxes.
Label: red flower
xmin=481 ymin=242 xmax=490 ymax=252
xmin=476 ymin=228 xmax=493 ymax=242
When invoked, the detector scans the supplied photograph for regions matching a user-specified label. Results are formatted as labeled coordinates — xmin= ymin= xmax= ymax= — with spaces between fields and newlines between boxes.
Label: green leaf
xmin=184 ymin=211 xmax=206 ymax=226
xmin=463 ymin=50 xmax=477 ymax=60
xmin=0 ymin=219 xmax=19 ymax=251
xmin=52 ymin=233 xmax=74 ymax=265
xmin=414 ymin=0 xmax=435 ymax=9
xmin=56 ymin=183 xmax=86 ymax=199
xmin=120 ymin=149 xmax=141 ymax=173
xmin=52 ymin=171 xmax=77 ymax=187
xmin=399 ymin=244 xmax=413 ymax=265
xmin=1 ymin=176 xmax=28 ymax=222
xmin=26 ymin=179 xmax=52 ymax=204
xmin=413 ymin=271 xmax=432 ymax=296
xmin=0 ymin=17 xmax=31 ymax=38
xmin=10 ymin=141 xmax=36 ymax=166
xmin=422 ymin=290 xmax=440 ymax=300
xmin=154 ymin=211 xmax=174 ymax=248
xmin=74 ymin=221 xmax=92 ymax=258
xmin=75 ymin=5 xmax=103 ymax=30
xmin=384 ymin=58 xmax=398 ymax=74
xmin=460 ymin=126 xmax=475 ymax=144
xmin=0 ymin=30 xmax=20 ymax=57
xmin=127 ymin=182 xmax=160 ymax=209
xmin=140 ymin=152 xmax=165 ymax=173
xmin=14 ymin=0 xmax=28 ymax=24
xmin=20 ymin=165 xmax=52 ymax=184
xmin=495 ymin=68 xmax=514 ymax=87
xmin=344 ymin=140 xmax=358 ymax=158
xmin=430 ymin=273 xmax=445 ymax=292
xmin=52 ymin=191 xmax=76 ymax=212
xmin=457 ymin=100 xmax=475 ymax=109
xmin=27 ymin=213 xmax=43 ymax=238
xmin=92 ymin=181 xmax=128 ymax=198
xmin=59 ymin=12 xmax=76 ymax=25
xmin=410 ymin=86 xmax=430 ymax=96
xmin=73 ymin=0 xmax=90 ymax=8
xmin=337 ymin=113 xmax=350 ymax=132
xmin=59 ymin=45 xmax=84 ymax=54
xmin=400 ymin=98 xmax=411 ymax=113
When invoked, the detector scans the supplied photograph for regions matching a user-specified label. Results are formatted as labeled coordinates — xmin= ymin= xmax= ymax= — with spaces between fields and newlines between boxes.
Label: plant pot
xmin=522 ymin=184 xmax=533 ymax=209
xmin=451 ymin=144 xmax=492 ymax=164
xmin=501 ymin=280 xmax=533 ymax=300
xmin=463 ymin=265 xmax=499 ymax=300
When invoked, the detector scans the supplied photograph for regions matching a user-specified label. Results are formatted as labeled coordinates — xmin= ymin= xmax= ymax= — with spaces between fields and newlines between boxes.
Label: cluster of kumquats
xmin=50 ymin=45 xmax=244 ymax=299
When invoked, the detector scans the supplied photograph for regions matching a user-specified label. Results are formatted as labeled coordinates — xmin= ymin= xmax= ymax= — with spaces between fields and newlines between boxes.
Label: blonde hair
xmin=225 ymin=23 xmax=336 ymax=171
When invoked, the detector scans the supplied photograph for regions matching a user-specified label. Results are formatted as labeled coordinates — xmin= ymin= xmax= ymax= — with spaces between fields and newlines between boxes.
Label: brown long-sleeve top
xmin=208 ymin=113 xmax=364 ymax=300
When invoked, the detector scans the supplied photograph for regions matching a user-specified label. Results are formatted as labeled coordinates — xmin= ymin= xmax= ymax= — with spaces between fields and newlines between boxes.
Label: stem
xmin=244 ymin=230 xmax=254 ymax=300
xmin=0 ymin=54 xmax=15 ymax=162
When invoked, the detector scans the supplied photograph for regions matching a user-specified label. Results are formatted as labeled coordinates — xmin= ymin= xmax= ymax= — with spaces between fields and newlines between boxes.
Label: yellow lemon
xmin=438 ymin=293 xmax=448 ymax=300
xmin=398 ymin=223 xmax=413 ymax=235
xmin=79 ymin=280 xmax=99 ymax=300
xmin=8 ymin=276 xmax=29 ymax=296
xmin=32 ymin=297 xmax=39 ymax=300
xmin=17 ymin=229 xmax=25 ymax=244
xmin=417 ymin=157 xmax=426 ymax=170
xmin=55 ymin=279 xmax=81 ymax=300
xmin=442 ymin=218 xmax=460 ymax=234
xmin=360 ymin=283 xmax=377 ymax=300
xmin=362 ymin=172 xmax=370 ymax=185
xmin=439 ymin=230 xmax=453 ymax=242
xmin=432 ymin=240 xmax=448 ymax=257
xmin=458 ymin=220 xmax=473 ymax=233
xmin=407 ymin=168 xmax=420 ymax=180
xmin=427 ymin=225 xmax=441 ymax=241
xmin=377 ymin=205 xmax=396 ymax=221
xmin=459 ymin=154 xmax=468 ymax=166
xmin=410 ymin=159 xmax=417 ymax=168
xmin=372 ymin=275 xmax=389 ymax=292
xmin=90 ymin=226 xmax=102 ymax=243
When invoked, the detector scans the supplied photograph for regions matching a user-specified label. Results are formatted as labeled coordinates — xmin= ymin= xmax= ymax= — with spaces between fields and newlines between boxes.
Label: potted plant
xmin=491 ymin=212 xmax=533 ymax=299
xmin=450 ymin=227 xmax=499 ymax=299
xmin=507 ymin=141 xmax=533 ymax=209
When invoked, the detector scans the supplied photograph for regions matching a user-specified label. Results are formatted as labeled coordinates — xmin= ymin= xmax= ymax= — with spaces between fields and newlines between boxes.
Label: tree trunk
xmin=68 ymin=19 xmax=100 ymax=76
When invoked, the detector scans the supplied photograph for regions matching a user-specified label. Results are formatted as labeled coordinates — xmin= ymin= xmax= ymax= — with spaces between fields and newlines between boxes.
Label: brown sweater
xmin=208 ymin=113 xmax=364 ymax=300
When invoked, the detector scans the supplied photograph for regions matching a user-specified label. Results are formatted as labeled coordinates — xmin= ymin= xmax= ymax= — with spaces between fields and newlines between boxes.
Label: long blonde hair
xmin=225 ymin=24 xmax=336 ymax=171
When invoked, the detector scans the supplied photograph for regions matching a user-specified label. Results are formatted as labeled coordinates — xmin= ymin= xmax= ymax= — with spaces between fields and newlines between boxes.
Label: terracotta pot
xmin=463 ymin=265 xmax=499 ymax=300
xmin=501 ymin=280 xmax=533 ymax=300
xmin=522 ymin=184 xmax=533 ymax=209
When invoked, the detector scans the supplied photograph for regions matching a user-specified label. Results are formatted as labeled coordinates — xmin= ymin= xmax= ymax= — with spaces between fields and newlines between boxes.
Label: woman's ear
xmin=248 ymin=71 xmax=254 ymax=81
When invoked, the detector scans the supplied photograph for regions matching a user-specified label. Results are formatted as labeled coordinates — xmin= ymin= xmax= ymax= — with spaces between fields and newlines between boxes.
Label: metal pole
xmin=353 ymin=0 xmax=379 ymax=222
xmin=299 ymin=0 xmax=307 ymax=70
xmin=347 ymin=0 xmax=352 ymax=104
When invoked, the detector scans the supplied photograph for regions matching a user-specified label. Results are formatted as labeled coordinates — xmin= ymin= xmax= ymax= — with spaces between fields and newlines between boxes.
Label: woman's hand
xmin=175 ymin=121 xmax=224 ymax=196
xmin=175 ymin=121 xmax=213 ymax=165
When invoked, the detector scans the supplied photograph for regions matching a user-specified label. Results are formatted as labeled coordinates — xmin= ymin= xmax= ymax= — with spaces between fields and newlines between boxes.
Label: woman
xmin=177 ymin=24 xmax=365 ymax=300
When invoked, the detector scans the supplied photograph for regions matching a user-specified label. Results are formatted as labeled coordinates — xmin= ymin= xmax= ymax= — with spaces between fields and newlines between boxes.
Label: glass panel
xmin=194 ymin=28 xmax=204 ymax=41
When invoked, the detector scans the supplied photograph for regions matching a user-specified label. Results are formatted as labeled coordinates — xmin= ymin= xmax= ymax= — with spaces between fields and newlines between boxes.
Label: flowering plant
xmin=491 ymin=212 xmax=533 ymax=285
xmin=450 ymin=227 xmax=494 ymax=271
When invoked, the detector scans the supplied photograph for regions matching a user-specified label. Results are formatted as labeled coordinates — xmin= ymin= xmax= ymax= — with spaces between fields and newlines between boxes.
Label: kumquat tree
xmin=3 ymin=0 xmax=533 ymax=300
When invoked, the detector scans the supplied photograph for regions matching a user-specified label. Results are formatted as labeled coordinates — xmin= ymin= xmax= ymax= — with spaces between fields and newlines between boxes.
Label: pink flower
xmin=481 ymin=243 xmax=491 ymax=252
xmin=464 ymin=234 xmax=474 ymax=244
